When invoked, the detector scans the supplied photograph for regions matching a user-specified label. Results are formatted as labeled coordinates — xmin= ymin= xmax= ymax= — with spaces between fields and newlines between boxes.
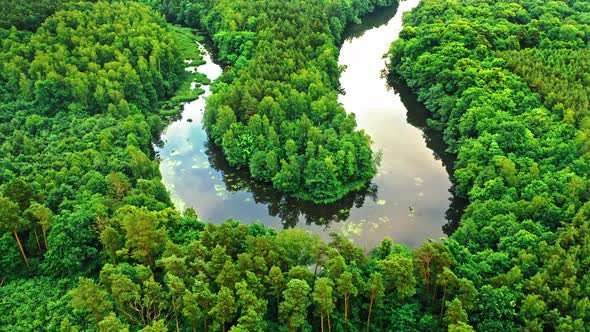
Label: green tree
xmin=312 ymin=277 xmax=335 ymax=332
xmin=209 ymin=286 xmax=236 ymax=332
xmin=266 ymin=266 xmax=285 ymax=320
xmin=165 ymin=273 xmax=186 ymax=332
xmin=437 ymin=267 xmax=458 ymax=317
xmin=182 ymin=289 xmax=203 ymax=332
xmin=0 ymin=196 xmax=29 ymax=269
xmin=128 ymin=146 xmax=156 ymax=180
xmin=100 ymin=225 xmax=124 ymax=265
xmin=235 ymin=280 xmax=267 ymax=331
xmin=98 ymin=313 xmax=130 ymax=332
xmin=120 ymin=207 xmax=167 ymax=269
xmin=379 ymin=254 xmax=416 ymax=302
xmin=107 ymin=172 xmax=132 ymax=202
xmin=366 ymin=272 xmax=384 ymax=332
xmin=186 ymin=280 xmax=215 ymax=332
xmin=69 ymin=277 xmax=112 ymax=324
xmin=138 ymin=319 xmax=168 ymax=332
xmin=25 ymin=202 xmax=52 ymax=251
xmin=336 ymin=271 xmax=358 ymax=332
xmin=4 ymin=178 xmax=36 ymax=212
xmin=280 ymin=279 xmax=311 ymax=331
xmin=60 ymin=317 xmax=79 ymax=332
xmin=445 ymin=298 xmax=471 ymax=329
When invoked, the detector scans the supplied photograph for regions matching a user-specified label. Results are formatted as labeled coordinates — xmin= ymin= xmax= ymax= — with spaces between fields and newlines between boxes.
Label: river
xmin=156 ymin=0 xmax=458 ymax=249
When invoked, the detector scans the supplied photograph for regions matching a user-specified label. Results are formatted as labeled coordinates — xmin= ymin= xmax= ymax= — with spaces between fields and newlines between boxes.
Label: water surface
xmin=157 ymin=0 xmax=457 ymax=248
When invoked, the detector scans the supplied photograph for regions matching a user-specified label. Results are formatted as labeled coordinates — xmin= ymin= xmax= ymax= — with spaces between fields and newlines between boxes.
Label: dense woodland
xmin=389 ymin=0 xmax=590 ymax=330
xmin=1 ymin=0 xmax=589 ymax=331
xmin=0 ymin=0 xmax=83 ymax=31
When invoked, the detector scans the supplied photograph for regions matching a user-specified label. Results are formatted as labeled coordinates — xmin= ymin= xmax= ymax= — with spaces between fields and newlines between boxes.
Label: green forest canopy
xmin=389 ymin=0 xmax=590 ymax=330
xmin=1 ymin=0 xmax=590 ymax=331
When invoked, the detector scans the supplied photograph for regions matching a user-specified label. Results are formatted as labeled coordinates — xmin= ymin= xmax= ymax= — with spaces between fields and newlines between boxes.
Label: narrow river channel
xmin=157 ymin=0 xmax=456 ymax=248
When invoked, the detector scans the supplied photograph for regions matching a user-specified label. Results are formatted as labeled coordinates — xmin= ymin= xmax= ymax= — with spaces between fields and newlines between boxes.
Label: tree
xmin=455 ymin=278 xmax=477 ymax=312
xmin=100 ymin=225 xmax=123 ymax=265
xmin=288 ymin=266 xmax=314 ymax=286
xmin=336 ymin=271 xmax=358 ymax=332
xmin=25 ymin=202 xmax=52 ymax=250
xmin=4 ymin=178 xmax=36 ymax=212
xmin=436 ymin=267 xmax=458 ymax=317
xmin=215 ymin=260 xmax=239 ymax=289
xmin=379 ymin=254 xmax=416 ymax=302
xmin=69 ymin=277 xmax=112 ymax=324
xmin=209 ymin=286 xmax=236 ymax=332
xmin=128 ymin=146 xmax=155 ymax=180
xmin=235 ymin=280 xmax=267 ymax=331
xmin=60 ymin=317 xmax=79 ymax=332
xmin=138 ymin=319 xmax=168 ymax=332
xmin=165 ymin=273 xmax=186 ymax=332
xmin=325 ymin=254 xmax=346 ymax=281
xmin=519 ymin=294 xmax=547 ymax=331
xmin=366 ymin=272 xmax=384 ymax=332
xmin=279 ymin=279 xmax=311 ymax=331
xmin=107 ymin=172 xmax=131 ymax=201
xmin=413 ymin=241 xmax=435 ymax=296
xmin=182 ymin=289 xmax=203 ymax=332
xmin=272 ymin=156 xmax=302 ymax=194
xmin=445 ymin=298 xmax=469 ymax=326
xmin=303 ymin=157 xmax=341 ymax=202
xmin=413 ymin=240 xmax=451 ymax=300
xmin=98 ymin=313 xmax=130 ymax=332
xmin=277 ymin=228 xmax=323 ymax=266
xmin=448 ymin=321 xmax=475 ymax=332
xmin=141 ymin=277 xmax=168 ymax=325
xmin=119 ymin=207 xmax=167 ymax=269
xmin=106 ymin=271 xmax=142 ymax=325
xmin=312 ymin=277 xmax=335 ymax=332
xmin=474 ymin=285 xmax=517 ymax=330
xmin=186 ymin=280 xmax=215 ymax=332
xmin=266 ymin=266 xmax=285 ymax=320
xmin=0 ymin=196 xmax=30 ymax=269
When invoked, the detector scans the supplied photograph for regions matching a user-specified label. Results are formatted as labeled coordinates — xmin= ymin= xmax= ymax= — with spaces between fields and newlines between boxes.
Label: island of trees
xmin=0 ymin=0 xmax=589 ymax=331
xmin=152 ymin=0 xmax=404 ymax=203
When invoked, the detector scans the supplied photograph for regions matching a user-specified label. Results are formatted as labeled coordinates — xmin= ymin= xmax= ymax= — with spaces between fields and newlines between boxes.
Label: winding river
xmin=156 ymin=0 xmax=459 ymax=248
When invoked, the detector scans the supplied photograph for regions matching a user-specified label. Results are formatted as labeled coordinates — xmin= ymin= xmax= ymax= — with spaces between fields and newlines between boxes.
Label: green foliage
xmin=69 ymin=277 xmax=112 ymax=323
xmin=312 ymin=277 xmax=336 ymax=330
xmin=0 ymin=277 xmax=80 ymax=331
xmin=1 ymin=1 xmax=183 ymax=115
xmin=98 ymin=313 xmax=130 ymax=332
xmin=0 ymin=2 xmax=186 ymax=329
xmin=389 ymin=0 xmax=590 ymax=329
xmin=280 ymin=279 xmax=312 ymax=331
xmin=0 ymin=0 xmax=183 ymax=280
xmin=0 ymin=0 xmax=74 ymax=31
xmin=210 ymin=286 xmax=236 ymax=332
xmin=5 ymin=0 xmax=590 ymax=331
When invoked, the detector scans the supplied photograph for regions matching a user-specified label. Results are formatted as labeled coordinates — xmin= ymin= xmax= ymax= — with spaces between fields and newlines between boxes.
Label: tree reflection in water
xmin=387 ymin=73 xmax=467 ymax=236
xmin=204 ymin=141 xmax=379 ymax=229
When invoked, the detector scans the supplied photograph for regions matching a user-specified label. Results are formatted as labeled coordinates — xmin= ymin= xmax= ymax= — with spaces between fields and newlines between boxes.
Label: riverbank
xmin=159 ymin=26 xmax=209 ymax=117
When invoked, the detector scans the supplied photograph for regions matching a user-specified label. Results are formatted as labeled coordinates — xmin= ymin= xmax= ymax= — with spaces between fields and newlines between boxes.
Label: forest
xmin=389 ymin=0 xmax=590 ymax=330
xmin=0 ymin=0 xmax=589 ymax=331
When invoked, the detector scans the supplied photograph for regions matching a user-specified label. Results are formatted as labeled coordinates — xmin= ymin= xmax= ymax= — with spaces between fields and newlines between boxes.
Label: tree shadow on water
xmin=203 ymin=140 xmax=379 ymax=230
xmin=387 ymin=73 xmax=467 ymax=236
xmin=341 ymin=3 xmax=401 ymax=43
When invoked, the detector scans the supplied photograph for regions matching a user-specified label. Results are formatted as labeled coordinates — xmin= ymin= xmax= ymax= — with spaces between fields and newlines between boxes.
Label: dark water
xmin=157 ymin=0 xmax=460 ymax=249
